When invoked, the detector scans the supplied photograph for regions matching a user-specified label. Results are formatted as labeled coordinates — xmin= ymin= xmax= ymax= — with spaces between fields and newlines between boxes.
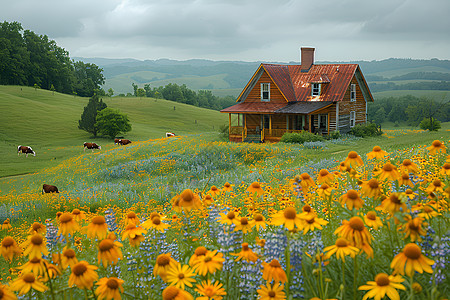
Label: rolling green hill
xmin=0 ymin=85 xmax=228 ymax=177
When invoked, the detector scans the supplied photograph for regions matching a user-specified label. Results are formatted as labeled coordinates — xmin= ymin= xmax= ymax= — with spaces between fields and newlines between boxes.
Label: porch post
xmin=269 ymin=115 xmax=272 ymax=136
xmin=228 ymin=114 xmax=231 ymax=136
xmin=286 ymin=115 xmax=289 ymax=131
xmin=308 ymin=114 xmax=311 ymax=133
xmin=238 ymin=113 xmax=240 ymax=126
xmin=328 ymin=113 xmax=330 ymax=134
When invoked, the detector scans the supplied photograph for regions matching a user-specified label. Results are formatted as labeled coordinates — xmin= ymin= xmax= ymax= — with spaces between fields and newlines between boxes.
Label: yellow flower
xmin=95 ymin=277 xmax=124 ymax=300
xmin=97 ymin=238 xmax=123 ymax=267
xmin=364 ymin=211 xmax=383 ymax=230
xmin=257 ymin=282 xmax=286 ymax=300
xmin=426 ymin=140 xmax=446 ymax=155
xmin=172 ymin=189 xmax=202 ymax=212
xmin=334 ymin=216 xmax=373 ymax=248
xmin=232 ymin=243 xmax=259 ymax=262
xmin=162 ymin=286 xmax=193 ymax=300
xmin=425 ymin=179 xmax=445 ymax=194
xmin=317 ymin=183 xmax=334 ymax=198
xmin=222 ymin=182 xmax=234 ymax=192
xmin=28 ymin=222 xmax=46 ymax=235
xmin=166 ymin=263 xmax=196 ymax=290
xmin=195 ymin=280 xmax=227 ymax=300
xmin=441 ymin=163 xmax=450 ymax=175
xmin=367 ymin=146 xmax=388 ymax=160
xmin=10 ymin=273 xmax=48 ymax=296
xmin=252 ymin=213 xmax=267 ymax=231
xmin=202 ymin=195 xmax=214 ymax=206
xmin=417 ymin=204 xmax=440 ymax=220
xmin=390 ymin=243 xmax=434 ymax=277
xmin=344 ymin=151 xmax=364 ymax=168
xmin=71 ymin=209 xmax=86 ymax=222
xmin=207 ymin=185 xmax=221 ymax=197
xmin=234 ymin=217 xmax=254 ymax=234
xmin=189 ymin=246 xmax=208 ymax=267
xmin=400 ymin=159 xmax=419 ymax=174
xmin=154 ymin=253 xmax=178 ymax=282
xmin=68 ymin=261 xmax=99 ymax=289
xmin=0 ymin=283 xmax=17 ymax=300
xmin=125 ymin=211 xmax=140 ymax=225
xmin=380 ymin=193 xmax=408 ymax=214
xmin=1 ymin=236 xmax=22 ymax=261
xmin=317 ymin=169 xmax=335 ymax=185
xmin=405 ymin=189 xmax=417 ymax=200
xmin=141 ymin=216 xmax=169 ymax=232
xmin=18 ymin=257 xmax=48 ymax=279
xmin=397 ymin=173 xmax=414 ymax=188
xmin=339 ymin=190 xmax=364 ymax=210
xmin=58 ymin=213 xmax=79 ymax=236
xmin=271 ymin=206 xmax=303 ymax=231
xmin=247 ymin=182 xmax=264 ymax=196
xmin=299 ymin=172 xmax=316 ymax=191
xmin=218 ymin=210 xmax=239 ymax=226
xmin=261 ymin=259 xmax=287 ymax=283
xmin=358 ymin=273 xmax=405 ymax=300
xmin=323 ymin=238 xmax=359 ymax=262
xmin=399 ymin=215 xmax=427 ymax=242
xmin=300 ymin=214 xmax=328 ymax=235
xmin=360 ymin=178 xmax=383 ymax=199
xmin=1 ymin=219 xmax=12 ymax=230
xmin=85 ymin=216 xmax=109 ymax=240
xmin=191 ymin=250 xmax=224 ymax=276
xmin=22 ymin=233 xmax=48 ymax=259
xmin=374 ymin=162 xmax=400 ymax=181
xmin=121 ymin=224 xmax=147 ymax=247
xmin=61 ymin=247 xmax=78 ymax=269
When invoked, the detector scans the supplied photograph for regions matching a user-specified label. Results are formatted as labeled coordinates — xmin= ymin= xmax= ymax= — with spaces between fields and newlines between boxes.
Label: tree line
xmin=368 ymin=95 xmax=450 ymax=126
xmin=130 ymin=82 xmax=236 ymax=110
xmin=0 ymin=21 xmax=104 ymax=97
xmin=368 ymin=81 xmax=450 ymax=93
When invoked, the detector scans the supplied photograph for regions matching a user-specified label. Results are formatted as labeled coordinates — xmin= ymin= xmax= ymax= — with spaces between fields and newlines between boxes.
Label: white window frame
xmin=261 ymin=83 xmax=270 ymax=101
xmin=350 ymin=84 xmax=356 ymax=102
xmin=311 ymin=83 xmax=321 ymax=97
xmin=350 ymin=111 xmax=356 ymax=128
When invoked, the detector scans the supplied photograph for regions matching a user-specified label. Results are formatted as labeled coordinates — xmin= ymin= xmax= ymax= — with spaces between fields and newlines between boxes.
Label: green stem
xmin=410 ymin=275 xmax=414 ymax=300
xmin=353 ymin=255 xmax=358 ymax=300
xmin=341 ymin=259 xmax=345 ymax=300
xmin=285 ymin=233 xmax=291 ymax=298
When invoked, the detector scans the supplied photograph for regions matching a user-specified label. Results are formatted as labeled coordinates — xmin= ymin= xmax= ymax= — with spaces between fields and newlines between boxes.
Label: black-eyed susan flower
xmin=390 ymin=243 xmax=434 ymax=277
xmin=298 ymin=172 xmax=316 ymax=191
xmin=125 ymin=211 xmax=140 ymax=225
xmin=191 ymin=250 xmax=224 ymax=276
xmin=380 ymin=193 xmax=407 ymax=214
xmin=252 ymin=213 xmax=267 ymax=231
xmin=300 ymin=214 xmax=328 ymax=235
xmin=425 ymin=179 xmax=445 ymax=194
xmin=222 ymin=182 xmax=233 ymax=192
xmin=68 ymin=261 xmax=99 ymax=289
xmin=360 ymin=178 xmax=383 ymax=199
xmin=334 ymin=216 xmax=373 ymax=248
xmin=339 ymin=190 xmax=364 ymax=210
xmin=323 ymin=238 xmax=359 ymax=262
xmin=317 ymin=169 xmax=335 ymax=185
xmin=427 ymin=140 xmax=446 ymax=155
xmin=417 ymin=204 xmax=440 ymax=220
xmin=207 ymin=185 xmax=221 ymax=197
xmin=247 ymin=182 xmax=264 ymax=196
xmin=1 ymin=236 xmax=22 ymax=261
xmin=18 ymin=257 xmax=48 ymax=279
xmin=61 ymin=247 xmax=78 ymax=269
xmin=202 ymin=195 xmax=214 ymax=206
xmin=142 ymin=216 xmax=169 ymax=232
xmin=364 ymin=211 xmax=383 ymax=230
xmin=28 ymin=222 xmax=46 ymax=235
xmin=232 ymin=243 xmax=259 ymax=262
xmin=374 ymin=162 xmax=400 ymax=181
xmin=0 ymin=283 xmax=17 ymax=300
xmin=405 ymin=189 xmax=416 ymax=200
xmin=189 ymin=247 xmax=208 ymax=267
xmin=317 ymin=183 xmax=334 ymax=198
xmin=441 ymin=162 xmax=450 ymax=175
xmin=358 ymin=273 xmax=405 ymax=300
xmin=58 ymin=212 xmax=79 ymax=236
xmin=257 ymin=282 xmax=286 ymax=300
xmin=10 ymin=272 xmax=47 ymax=296
xmin=195 ymin=280 xmax=226 ymax=300
xmin=300 ymin=204 xmax=316 ymax=217
xmin=22 ymin=233 xmax=48 ymax=259
xmin=367 ymin=146 xmax=388 ymax=160
xmin=166 ymin=263 xmax=196 ymax=290
xmin=400 ymin=159 xmax=419 ymax=174
xmin=178 ymin=189 xmax=202 ymax=211
xmin=400 ymin=215 xmax=427 ymax=242
xmin=261 ymin=259 xmax=287 ymax=283
xmin=121 ymin=224 xmax=147 ymax=247
xmin=1 ymin=219 xmax=12 ymax=230
xmin=162 ymin=286 xmax=193 ymax=300
xmin=71 ymin=209 xmax=86 ymax=222
xmin=271 ymin=206 xmax=303 ymax=231
xmin=217 ymin=210 xmax=239 ymax=226
xmin=95 ymin=277 xmax=124 ymax=300
xmin=344 ymin=151 xmax=364 ymax=168
xmin=154 ymin=253 xmax=177 ymax=282
xmin=45 ymin=262 xmax=61 ymax=281
xmin=234 ymin=217 xmax=253 ymax=234
xmin=85 ymin=216 xmax=109 ymax=240
xmin=397 ymin=173 xmax=414 ymax=188
xmin=360 ymin=242 xmax=374 ymax=259
xmin=98 ymin=238 xmax=123 ymax=268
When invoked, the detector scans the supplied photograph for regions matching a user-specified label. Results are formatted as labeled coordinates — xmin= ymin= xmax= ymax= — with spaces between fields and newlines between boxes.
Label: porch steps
xmin=243 ymin=134 xmax=262 ymax=143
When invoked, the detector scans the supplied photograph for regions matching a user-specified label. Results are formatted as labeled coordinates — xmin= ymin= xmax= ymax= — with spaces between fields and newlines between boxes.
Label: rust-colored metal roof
xmin=261 ymin=64 xmax=296 ymax=101
xmin=275 ymin=101 xmax=333 ymax=114
xmin=220 ymin=102 xmax=287 ymax=113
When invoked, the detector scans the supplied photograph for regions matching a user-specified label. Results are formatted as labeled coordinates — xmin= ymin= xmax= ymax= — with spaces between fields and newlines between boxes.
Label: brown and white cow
xmin=42 ymin=184 xmax=59 ymax=194
xmin=83 ymin=142 xmax=101 ymax=152
xmin=17 ymin=145 xmax=35 ymax=157
xmin=166 ymin=132 xmax=176 ymax=137
xmin=114 ymin=139 xmax=120 ymax=145
xmin=118 ymin=139 xmax=131 ymax=145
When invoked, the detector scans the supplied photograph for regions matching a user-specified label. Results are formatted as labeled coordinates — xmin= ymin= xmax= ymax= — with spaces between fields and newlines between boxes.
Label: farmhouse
xmin=220 ymin=47 xmax=374 ymax=142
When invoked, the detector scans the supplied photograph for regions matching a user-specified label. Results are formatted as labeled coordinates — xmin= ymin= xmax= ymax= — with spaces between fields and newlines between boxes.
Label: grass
xmin=0 ymin=85 xmax=228 ymax=177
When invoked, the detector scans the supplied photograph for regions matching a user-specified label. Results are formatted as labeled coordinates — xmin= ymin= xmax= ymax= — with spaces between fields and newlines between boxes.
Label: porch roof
xmin=275 ymin=101 xmax=333 ymax=114
xmin=220 ymin=102 xmax=287 ymax=113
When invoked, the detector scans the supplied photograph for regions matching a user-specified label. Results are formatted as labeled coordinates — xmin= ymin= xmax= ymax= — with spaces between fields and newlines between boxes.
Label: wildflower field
xmin=0 ymin=131 xmax=449 ymax=300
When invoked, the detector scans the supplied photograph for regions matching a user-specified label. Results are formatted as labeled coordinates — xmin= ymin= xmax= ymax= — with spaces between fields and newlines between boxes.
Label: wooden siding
xmin=338 ymin=76 xmax=367 ymax=126
xmin=244 ymin=71 xmax=287 ymax=103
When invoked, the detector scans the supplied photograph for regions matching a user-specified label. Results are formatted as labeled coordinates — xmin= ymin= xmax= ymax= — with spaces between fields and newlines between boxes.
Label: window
xmin=311 ymin=83 xmax=321 ymax=97
xmin=350 ymin=84 xmax=356 ymax=101
xmin=261 ymin=83 xmax=270 ymax=101
xmin=350 ymin=111 xmax=356 ymax=127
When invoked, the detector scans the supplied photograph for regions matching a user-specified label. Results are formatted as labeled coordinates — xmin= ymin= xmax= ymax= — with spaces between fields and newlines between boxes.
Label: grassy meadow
xmin=0 ymin=84 xmax=449 ymax=299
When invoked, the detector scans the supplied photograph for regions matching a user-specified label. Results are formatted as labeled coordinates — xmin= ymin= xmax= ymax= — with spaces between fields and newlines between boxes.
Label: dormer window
xmin=261 ymin=83 xmax=270 ymax=101
xmin=312 ymin=83 xmax=321 ymax=97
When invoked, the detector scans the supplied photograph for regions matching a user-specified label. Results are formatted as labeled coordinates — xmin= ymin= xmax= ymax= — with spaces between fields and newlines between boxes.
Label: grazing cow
xmin=83 ymin=142 xmax=101 ymax=152
xmin=17 ymin=145 xmax=35 ymax=157
xmin=114 ymin=139 xmax=120 ymax=144
xmin=166 ymin=132 xmax=176 ymax=137
xmin=42 ymin=184 xmax=59 ymax=194
xmin=118 ymin=139 xmax=131 ymax=145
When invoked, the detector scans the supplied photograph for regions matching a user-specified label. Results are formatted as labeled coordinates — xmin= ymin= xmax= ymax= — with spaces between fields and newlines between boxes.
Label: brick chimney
xmin=301 ymin=47 xmax=315 ymax=72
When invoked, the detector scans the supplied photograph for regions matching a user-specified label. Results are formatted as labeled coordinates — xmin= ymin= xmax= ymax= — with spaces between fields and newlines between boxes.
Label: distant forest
xmin=0 ymin=21 xmax=104 ymax=97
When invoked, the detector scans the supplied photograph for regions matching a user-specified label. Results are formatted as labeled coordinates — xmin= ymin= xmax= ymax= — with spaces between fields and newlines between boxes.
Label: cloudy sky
xmin=1 ymin=0 xmax=449 ymax=62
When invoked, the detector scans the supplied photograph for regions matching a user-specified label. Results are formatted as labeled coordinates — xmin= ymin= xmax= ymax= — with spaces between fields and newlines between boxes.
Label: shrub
xmin=281 ymin=131 xmax=324 ymax=144
xmin=349 ymin=122 xmax=382 ymax=137
xmin=326 ymin=130 xmax=341 ymax=140
xmin=419 ymin=117 xmax=441 ymax=131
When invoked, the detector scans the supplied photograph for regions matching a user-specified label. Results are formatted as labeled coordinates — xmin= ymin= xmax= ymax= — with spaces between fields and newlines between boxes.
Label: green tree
xmin=96 ymin=108 xmax=131 ymax=139
xmin=73 ymin=61 xmax=105 ymax=97
xmin=136 ymin=88 xmax=146 ymax=98
xmin=419 ymin=117 xmax=441 ymax=131
xmin=107 ymin=88 xmax=114 ymax=97
xmin=78 ymin=94 xmax=107 ymax=136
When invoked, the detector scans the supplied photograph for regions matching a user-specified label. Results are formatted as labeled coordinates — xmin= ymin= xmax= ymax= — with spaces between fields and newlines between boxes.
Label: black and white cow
xmin=18 ymin=145 xmax=35 ymax=157
xmin=166 ymin=132 xmax=176 ymax=137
